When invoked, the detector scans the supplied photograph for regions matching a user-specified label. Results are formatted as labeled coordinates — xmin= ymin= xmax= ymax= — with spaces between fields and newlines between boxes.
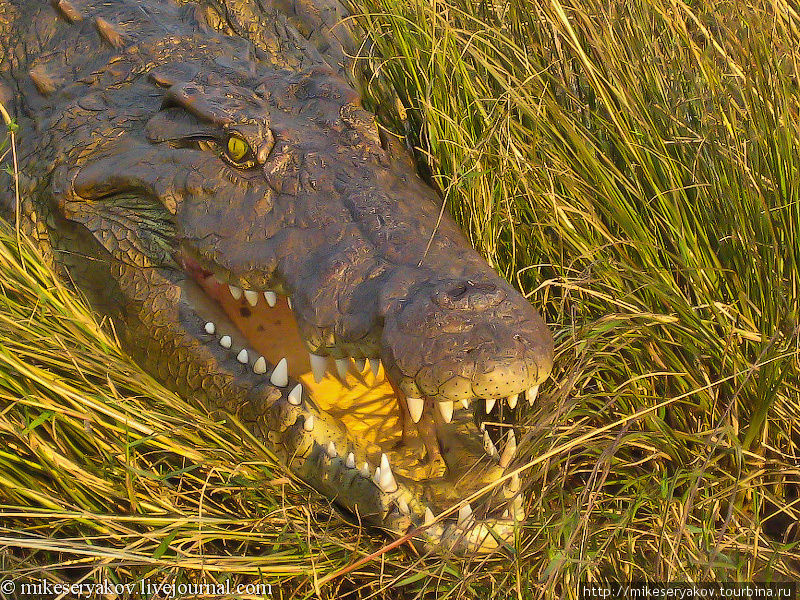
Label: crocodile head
xmin=31 ymin=2 xmax=552 ymax=554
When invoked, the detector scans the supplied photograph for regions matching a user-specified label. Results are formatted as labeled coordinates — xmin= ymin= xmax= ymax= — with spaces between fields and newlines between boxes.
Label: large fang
xmin=485 ymin=397 xmax=497 ymax=414
xmin=512 ymin=494 xmax=525 ymax=520
xmin=483 ymin=430 xmax=498 ymax=457
xmin=288 ymin=383 xmax=302 ymax=405
xmin=457 ymin=503 xmax=473 ymax=527
xmin=505 ymin=472 xmax=520 ymax=494
xmin=243 ymin=289 xmax=259 ymax=307
xmin=309 ymin=353 xmax=327 ymax=383
xmin=326 ymin=441 xmax=337 ymax=458
xmin=438 ymin=401 xmax=454 ymax=423
xmin=263 ymin=291 xmax=277 ymax=307
xmin=407 ymin=397 xmax=424 ymax=423
xmin=507 ymin=393 xmax=519 ymax=409
xmin=398 ymin=497 xmax=409 ymax=514
xmin=460 ymin=398 xmax=470 ymax=409
xmin=303 ymin=415 xmax=314 ymax=431
xmin=499 ymin=429 xmax=517 ymax=468
xmin=369 ymin=358 xmax=380 ymax=378
xmin=378 ymin=453 xmax=397 ymax=492
xmin=253 ymin=356 xmax=267 ymax=374
xmin=270 ymin=357 xmax=288 ymax=387
xmin=528 ymin=384 xmax=539 ymax=406
xmin=345 ymin=452 xmax=356 ymax=469
xmin=229 ymin=284 xmax=243 ymax=300
xmin=335 ymin=358 xmax=349 ymax=380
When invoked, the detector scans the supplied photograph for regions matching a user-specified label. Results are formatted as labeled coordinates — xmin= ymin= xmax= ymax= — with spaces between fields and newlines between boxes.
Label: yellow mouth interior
xmin=213 ymin=291 xmax=437 ymax=479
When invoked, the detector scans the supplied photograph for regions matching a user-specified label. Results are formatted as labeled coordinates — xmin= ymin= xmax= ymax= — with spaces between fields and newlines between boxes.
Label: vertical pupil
xmin=228 ymin=137 xmax=246 ymax=159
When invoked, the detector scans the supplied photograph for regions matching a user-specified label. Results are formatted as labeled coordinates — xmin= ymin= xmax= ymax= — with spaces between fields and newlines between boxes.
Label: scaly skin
xmin=0 ymin=0 xmax=553 ymax=553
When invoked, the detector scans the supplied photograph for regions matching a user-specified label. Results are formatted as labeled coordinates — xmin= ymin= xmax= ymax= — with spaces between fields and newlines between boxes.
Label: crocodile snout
xmin=383 ymin=276 xmax=553 ymax=404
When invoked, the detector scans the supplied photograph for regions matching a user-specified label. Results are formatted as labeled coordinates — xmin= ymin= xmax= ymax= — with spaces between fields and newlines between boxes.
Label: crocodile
xmin=0 ymin=0 xmax=553 ymax=553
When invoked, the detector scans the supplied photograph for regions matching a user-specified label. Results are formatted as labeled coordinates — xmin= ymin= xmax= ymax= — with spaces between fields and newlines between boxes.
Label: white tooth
xmin=398 ymin=497 xmax=409 ymax=514
xmin=360 ymin=462 xmax=370 ymax=477
xmin=263 ymin=291 xmax=277 ymax=307
xmin=309 ymin=353 xmax=327 ymax=383
xmin=512 ymin=494 xmax=525 ymax=519
xmin=244 ymin=289 xmax=259 ymax=306
xmin=499 ymin=430 xmax=517 ymax=468
xmin=204 ymin=322 xmax=216 ymax=334
xmin=228 ymin=284 xmax=242 ymax=300
xmin=483 ymin=430 xmax=498 ymax=457
xmin=253 ymin=356 xmax=267 ymax=374
xmin=460 ymin=398 xmax=470 ymax=410
xmin=303 ymin=415 xmax=314 ymax=431
xmin=219 ymin=335 xmax=232 ymax=349
xmin=465 ymin=523 xmax=493 ymax=545
xmin=326 ymin=441 xmax=337 ymax=458
xmin=335 ymin=358 xmax=349 ymax=380
xmin=236 ymin=349 xmax=249 ymax=363
xmin=502 ymin=509 xmax=510 ymax=519
xmin=287 ymin=297 xmax=293 ymax=310
xmin=345 ymin=452 xmax=356 ymax=469
xmin=437 ymin=401 xmax=454 ymax=423
xmin=407 ymin=397 xmax=424 ymax=424
xmin=527 ymin=384 xmax=539 ymax=406
xmin=424 ymin=507 xmax=435 ymax=526
xmin=288 ymin=383 xmax=302 ymax=405
xmin=378 ymin=453 xmax=397 ymax=492
xmin=372 ymin=466 xmax=381 ymax=485
xmin=485 ymin=397 xmax=497 ymax=414
xmin=369 ymin=358 xmax=380 ymax=378
xmin=457 ymin=503 xmax=473 ymax=527
xmin=507 ymin=393 xmax=519 ymax=409
xmin=270 ymin=357 xmax=288 ymax=386
xmin=354 ymin=358 xmax=366 ymax=372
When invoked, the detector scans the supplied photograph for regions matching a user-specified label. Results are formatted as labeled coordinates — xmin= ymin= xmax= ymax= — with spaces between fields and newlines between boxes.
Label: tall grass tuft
xmin=1 ymin=0 xmax=799 ymax=596
xmin=352 ymin=0 xmax=800 ymax=585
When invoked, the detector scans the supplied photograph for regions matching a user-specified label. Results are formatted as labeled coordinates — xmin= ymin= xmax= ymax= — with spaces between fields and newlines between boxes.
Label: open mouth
xmin=179 ymin=251 xmax=547 ymax=552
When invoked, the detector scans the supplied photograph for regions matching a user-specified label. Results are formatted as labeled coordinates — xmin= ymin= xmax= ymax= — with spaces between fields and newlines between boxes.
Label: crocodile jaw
xmin=178 ymin=258 xmax=548 ymax=553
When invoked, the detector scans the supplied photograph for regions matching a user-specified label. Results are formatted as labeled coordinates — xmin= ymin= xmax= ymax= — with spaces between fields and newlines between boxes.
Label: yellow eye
xmin=226 ymin=135 xmax=250 ymax=162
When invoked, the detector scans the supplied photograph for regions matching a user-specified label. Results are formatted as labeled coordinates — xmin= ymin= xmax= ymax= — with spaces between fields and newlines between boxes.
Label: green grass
xmin=1 ymin=0 xmax=799 ymax=596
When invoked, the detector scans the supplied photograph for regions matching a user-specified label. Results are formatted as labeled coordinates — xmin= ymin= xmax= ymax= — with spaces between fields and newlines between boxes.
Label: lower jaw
xmin=187 ymin=273 xmax=525 ymax=553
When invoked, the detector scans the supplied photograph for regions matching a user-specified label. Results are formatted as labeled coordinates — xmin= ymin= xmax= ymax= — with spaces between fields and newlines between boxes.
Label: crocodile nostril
xmin=448 ymin=282 xmax=469 ymax=300
xmin=432 ymin=280 xmax=506 ymax=310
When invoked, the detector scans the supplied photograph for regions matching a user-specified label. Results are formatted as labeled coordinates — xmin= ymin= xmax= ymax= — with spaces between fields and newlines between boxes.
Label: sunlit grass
xmin=1 ymin=0 xmax=799 ymax=596
xmin=352 ymin=0 xmax=800 ymax=586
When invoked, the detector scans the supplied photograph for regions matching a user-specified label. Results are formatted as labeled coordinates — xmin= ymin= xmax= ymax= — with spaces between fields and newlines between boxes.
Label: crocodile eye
xmin=226 ymin=135 xmax=251 ymax=163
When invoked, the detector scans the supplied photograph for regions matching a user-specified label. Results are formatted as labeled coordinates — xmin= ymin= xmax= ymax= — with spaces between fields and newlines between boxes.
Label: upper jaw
xmin=381 ymin=276 xmax=554 ymax=403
